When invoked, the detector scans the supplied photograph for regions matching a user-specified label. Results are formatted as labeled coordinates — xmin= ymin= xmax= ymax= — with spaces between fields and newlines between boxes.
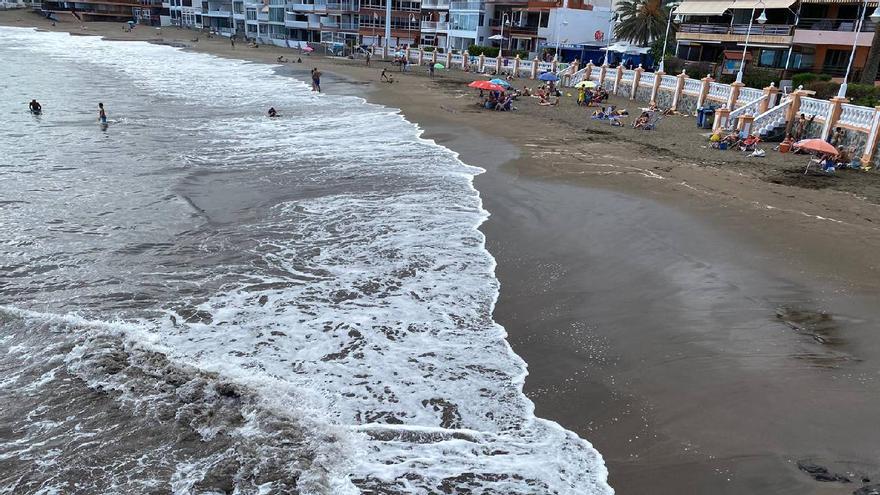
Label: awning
xmin=730 ymin=0 xmax=795 ymax=9
xmin=800 ymin=0 xmax=877 ymax=4
xmin=674 ymin=0 xmax=735 ymax=15
xmin=723 ymin=49 xmax=753 ymax=60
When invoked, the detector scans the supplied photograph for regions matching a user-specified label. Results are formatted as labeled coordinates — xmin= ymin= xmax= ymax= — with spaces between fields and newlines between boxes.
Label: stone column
xmin=860 ymin=106 xmax=880 ymax=165
xmin=613 ymin=66 xmax=623 ymax=95
xmin=672 ymin=70 xmax=687 ymax=110
xmin=599 ymin=63 xmax=607 ymax=86
xmin=478 ymin=53 xmax=485 ymax=72
xmin=514 ymin=55 xmax=521 ymax=77
xmin=759 ymin=83 xmax=779 ymax=114
xmin=631 ymin=65 xmax=643 ymax=100
xmin=728 ymin=81 xmax=743 ymax=110
xmin=431 ymin=50 xmax=437 ymax=64
xmin=584 ymin=61 xmax=593 ymax=82
xmin=821 ymin=96 xmax=847 ymax=141
xmin=551 ymin=54 xmax=558 ymax=73
xmin=651 ymin=70 xmax=664 ymax=106
xmin=713 ymin=107 xmax=731 ymax=132
xmin=696 ymin=74 xmax=714 ymax=109
xmin=446 ymin=50 xmax=452 ymax=69
xmin=463 ymin=50 xmax=470 ymax=70
xmin=495 ymin=55 xmax=502 ymax=74
xmin=418 ymin=48 xmax=424 ymax=66
xmin=737 ymin=114 xmax=755 ymax=134
xmin=784 ymin=87 xmax=810 ymax=134
xmin=531 ymin=57 xmax=540 ymax=79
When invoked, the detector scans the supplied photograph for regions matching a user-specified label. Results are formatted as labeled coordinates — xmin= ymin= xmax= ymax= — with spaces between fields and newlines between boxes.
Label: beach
xmin=4 ymin=12 xmax=880 ymax=494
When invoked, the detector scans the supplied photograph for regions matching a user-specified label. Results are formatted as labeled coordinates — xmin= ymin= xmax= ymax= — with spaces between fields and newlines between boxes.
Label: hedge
xmin=467 ymin=45 xmax=530 ymax=60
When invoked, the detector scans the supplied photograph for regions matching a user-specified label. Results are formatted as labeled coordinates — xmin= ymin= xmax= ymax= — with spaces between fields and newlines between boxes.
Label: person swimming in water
xmin=29 ymin=99 xmax=42 ymax=114
xmin=268 ymin=107 xmax=278 ymax=118
xmin=98 ymin=102 xmax=107 ymax=124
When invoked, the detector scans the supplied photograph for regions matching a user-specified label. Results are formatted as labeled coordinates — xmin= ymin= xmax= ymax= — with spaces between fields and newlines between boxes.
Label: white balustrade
xmin=567 ymin=67 xmax=588 ymax=87
xmin=605 ymin=68 xmax=618 ymax=80
xmin=682 ymin=78 xmax=701 ymax=94
xmin=707 ymin=82 xmax=731 ymax=101
xmin=620 ymin=70 xmax=634 ymax=83
xmin=838 ymin=103 xmax=875 ymax=130
xmin=798 ymin=96 xmax=831 ymax=120
xmin=727 ymin=94 xmax=768 ymax=128
xmin=660 ymin=74 xmax=677 ymax=89
xmin=589 ymin=70 xmax=601 ymax=82
xmin=640 ymin=72 xmax=656 ymax=86
xmin=451 ymin=54 xmax=463 ymax=63
xmin=753 ymin=97 xmax=792 ymax=134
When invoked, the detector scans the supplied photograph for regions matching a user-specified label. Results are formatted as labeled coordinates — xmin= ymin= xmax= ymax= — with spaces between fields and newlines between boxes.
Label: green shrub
xmin=791 ymin=72 xmax=817 ymax=88
xmin=742 ymin=67 xmax=779 ymax=89
xmin=467 ymin=45 xmax=499 ymax=57
xmin=808 ymin=81 xmax=841 ymax=99
xmin=846 ymin=83 xmax=880 ymax=107
xmin=422 ymin=46 xmax=435 ymax=52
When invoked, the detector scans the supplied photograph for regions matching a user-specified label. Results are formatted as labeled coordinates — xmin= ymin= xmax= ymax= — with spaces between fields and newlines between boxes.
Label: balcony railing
xmin=449 ymin=0 xmax=482 ymax=10
xmin=798 ymin=17 xmax=877 ymax=32
xmin=420 ymin=20 xmax=449 ymax=31
xmin=422 ymin=0 xmax=449 ymax=8
xmin=679 ymin=23 xmax=793 ymax=36
xmin=326 ymin=0 xmax=356 ymax=9
xmin=322 ymin=20 xmax=358 ymax=30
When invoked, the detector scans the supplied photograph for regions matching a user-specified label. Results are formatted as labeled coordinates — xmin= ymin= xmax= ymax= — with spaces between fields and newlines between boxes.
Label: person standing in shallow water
xmin=311 ymin=67 xmax=321 ymax=92
xmin=98 ymin=102 xmax=107 ymax=124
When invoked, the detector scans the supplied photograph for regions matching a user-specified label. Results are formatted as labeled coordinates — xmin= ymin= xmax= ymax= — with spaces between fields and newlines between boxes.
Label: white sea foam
xmin=0 ymin=27 xmax=612 ymax=494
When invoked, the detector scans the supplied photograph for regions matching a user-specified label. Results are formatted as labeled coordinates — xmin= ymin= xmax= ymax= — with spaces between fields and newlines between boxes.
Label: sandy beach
xmin=4 ymin=11 xmax=880 ymax=494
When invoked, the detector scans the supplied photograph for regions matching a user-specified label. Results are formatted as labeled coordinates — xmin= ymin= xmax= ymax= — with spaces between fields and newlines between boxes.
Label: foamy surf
xmin=0 ymin=27 xmax=612 ymax=494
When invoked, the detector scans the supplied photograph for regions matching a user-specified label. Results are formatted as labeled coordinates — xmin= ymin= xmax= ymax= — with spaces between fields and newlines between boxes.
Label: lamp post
xmin=603 ymin=15 xmax=614 ymax=65
xmin=555 ymin=17 xmax=568 ymax=62
xmin=658 ymin=7 xmax=681 ymax=72
xmin=499 ymin=12 xmax=510 ymax=57
xmin=838 ymin=0 xmax=880 ymax=97
xmin=736 ymin=0 xmax=767 ymax=83
xmin=408 ymin=12 xmax=416 ymax=48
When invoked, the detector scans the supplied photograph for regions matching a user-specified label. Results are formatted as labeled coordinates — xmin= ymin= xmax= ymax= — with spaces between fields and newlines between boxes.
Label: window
xmin=823 ymin=49 xmax=849 ymax=71
xmin=758 ymin=48 xmax=783 ymax=68
xmin=246 ymin=7 xmax=256 ymax=19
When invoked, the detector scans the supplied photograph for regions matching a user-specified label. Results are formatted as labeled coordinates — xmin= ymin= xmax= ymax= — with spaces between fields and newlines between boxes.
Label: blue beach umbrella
xmin=538 ymin=72 xmax=559 ymax=81
xmin=489 ymin=78 xmax=511 ymax=87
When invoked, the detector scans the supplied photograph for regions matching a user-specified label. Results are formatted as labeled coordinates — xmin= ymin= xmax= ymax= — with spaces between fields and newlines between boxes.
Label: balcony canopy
xmin=730 ymin=0 xmax=795 ymax=9
xmin=675 ymin=0 xmax=735 ymax=15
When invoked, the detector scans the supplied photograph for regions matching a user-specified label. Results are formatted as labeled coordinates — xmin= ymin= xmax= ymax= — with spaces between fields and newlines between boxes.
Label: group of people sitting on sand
xmin=576 ymin=86 xmax=609 ymax=107
xmin=477 ymin=90 xmax=516 ymax=111
xmin=709 ymin=130 xmax=762 ymax=152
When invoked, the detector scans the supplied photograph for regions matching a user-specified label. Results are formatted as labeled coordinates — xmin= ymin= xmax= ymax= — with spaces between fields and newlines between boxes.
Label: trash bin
xmin=697 ymin=107 xmax=715 ymax=129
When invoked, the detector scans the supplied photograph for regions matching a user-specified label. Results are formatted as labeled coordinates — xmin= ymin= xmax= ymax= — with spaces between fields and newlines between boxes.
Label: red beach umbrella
xmin=793 ymin=139 xmax=838 ymax=156
xmin=468 ymin=80 xmax=505 ymax=91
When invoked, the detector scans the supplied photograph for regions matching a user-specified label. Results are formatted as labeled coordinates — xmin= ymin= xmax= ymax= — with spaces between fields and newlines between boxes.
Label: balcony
xmin=325 ymin=0 xmax=356 ymax=10
xmin=490 ymin=18 xmax=537 ymax=34
xmin=321 ymin=20 xmax=358 ymax=30
xmin=449 ymin=0 xmax=482 ymax=10
xmin=793 ymin=18 xmax=876 ymax=47
xmin=421 ymin=0 xmax=449 ymax=8
xmin=677 ymin=23 xmax=793 ymax=43
xmin=420 ymin=20 xmax=449 ymax=32
xmin=204 ymin=9 xmax=232 ymax=16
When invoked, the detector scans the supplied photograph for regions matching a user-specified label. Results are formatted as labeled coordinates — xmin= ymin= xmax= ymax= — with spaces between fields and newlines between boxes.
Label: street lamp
xmin=736 ymin=0 xmax=767 ymax=83
xmin=658 ymin=6 xmax=681 ymax=72
xmin=603 ymin=15 xmax=614 ymax=65
xmin=499 ymin=12 xmax=510 ymax=58
xmin=838 ymin=0 xmax=880 ymax=97
xmin=555 ymin=17 xmax=568 ymax=62
xmin=408 ymin=13 xmax=416 ymax=48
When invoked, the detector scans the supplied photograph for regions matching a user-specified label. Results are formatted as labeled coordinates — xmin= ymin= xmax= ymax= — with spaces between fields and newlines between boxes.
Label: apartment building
xmin=675 ymin=0 xmax=879 ymax=80
xmin=168 ymin=0 xmax=203 ymax=27
xmin=43 ymin=0 xmax=165 ymax=23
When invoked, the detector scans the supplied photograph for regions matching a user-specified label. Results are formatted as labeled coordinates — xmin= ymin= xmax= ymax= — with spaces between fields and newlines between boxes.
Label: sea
xmin=0 ymin=27 xmax=612 ymax=494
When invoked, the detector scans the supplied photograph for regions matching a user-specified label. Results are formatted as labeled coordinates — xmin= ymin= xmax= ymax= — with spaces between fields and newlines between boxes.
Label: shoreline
xmin=5 ymin=15 xmax=880 ymax=494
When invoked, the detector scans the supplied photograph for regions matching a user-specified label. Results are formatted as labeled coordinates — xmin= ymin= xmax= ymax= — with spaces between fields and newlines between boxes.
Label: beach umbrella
xmin=538 ymin=72 xmax=559 ymax=81
xmin=302 ymin=45 xmax=314 ymax=52
xmin=468 ymin=80 xmax=505 ymax=91
xmin=489 ymin=78 xmax=512 ymax=87
xmin=793 ymin=138 xmax=838 ymax=155
xmin=575 ymin=81 xmax=596 ymax=88
xmin=434 ymin=63 xmax=445 ymax=69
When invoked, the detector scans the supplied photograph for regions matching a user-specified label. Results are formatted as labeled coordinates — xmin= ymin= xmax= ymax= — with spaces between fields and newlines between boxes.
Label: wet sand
xmin=4 ymin=12 xmax=880 ymax=494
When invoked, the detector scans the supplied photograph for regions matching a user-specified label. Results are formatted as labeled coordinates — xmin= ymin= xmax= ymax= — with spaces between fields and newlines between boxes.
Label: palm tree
xmin=859 ymin=21 xmax=880 ymax=84
xmin=614 ymin=0 xmax=671 ymax=46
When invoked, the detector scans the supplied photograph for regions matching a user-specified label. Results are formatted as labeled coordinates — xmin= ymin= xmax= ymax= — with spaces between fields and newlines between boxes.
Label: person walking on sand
xmin=310 ymin=68 xmax=322 ymax=92
xmin=98 ymin=102 xmax=107 ymax=124
xmin=230 ymin=36 xmax=235 ymax=49
xmin=365 ymin=51 xmax=371 ymax=66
